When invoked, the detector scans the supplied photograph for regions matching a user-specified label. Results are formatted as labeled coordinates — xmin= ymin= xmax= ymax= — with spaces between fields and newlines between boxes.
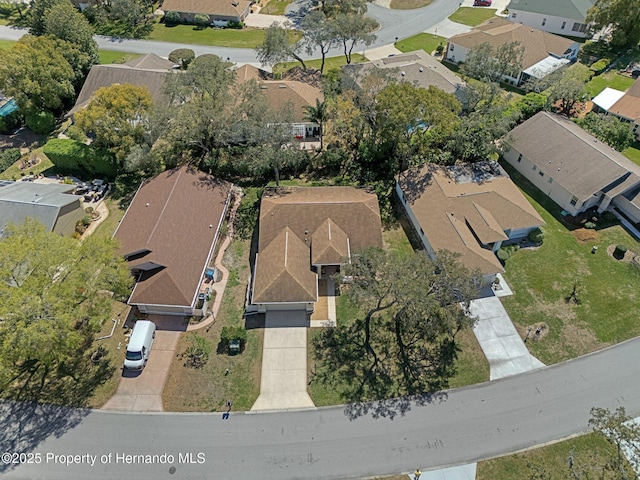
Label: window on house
xmin=572 ymin=22 xmax=587 ymax=32
xmin=561 ymin=21 xmax=566 ymax=29
xmin=517 ymin=153 xmax=522 ymax=163
xmin=548 ymin=177 xmax=553 ymax=184
xmin=634 ymin=124 xmax=639 ymax=133
xmin=511 ymin=12 xmax=516 ymax=19
xmin=542 ymin=18 xmax=546 ymax=26
xmin=450 ymin=45 xmax=454 ymax=51
xmin=532 ymin=165 xmax=537 ymax=171
xmin=538 ymin=170 xmax=544 ymax=177
xmin=570 ymin=196 xmax=578 ymax=206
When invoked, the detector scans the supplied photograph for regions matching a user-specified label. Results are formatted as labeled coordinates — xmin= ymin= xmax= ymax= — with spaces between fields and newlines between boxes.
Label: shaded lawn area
xmin=585 ymin=71 xmax=636 ymax=97
xmin=0 ymin=147 xmax=52 ymax=181
xmin=91 ymin=197 xmax=126 ymax=238
xmin=273 ymin=54 xmax=367 ymax=76
xmin=0 ymin=2 xmax=26 ymax=26
xmin=396 ymin=33 xmax=447 ymax=55
xmin=448 ymin=7 xmax=497 ymax=27
xmin=308 ymin=221 xmax=490 ymax=407
xmin=99 ymin=50 xmax=142 ymax=65
xmin=260 ymin=0 xmax=293 ymax=15
xmin=477 ymin=431 xmax=635 ymax=480
xmin=150 ymin=23 xmax=301 ymax=48
xmin=389 ymin=0 xmax=433 ymax=9
xmin=162 ymin=237 xmax=264 ymax=412
xmin=623 ymin=141 xmax=640 ymax=166
xmin=500 ymin=161 xmax=640 ymax=365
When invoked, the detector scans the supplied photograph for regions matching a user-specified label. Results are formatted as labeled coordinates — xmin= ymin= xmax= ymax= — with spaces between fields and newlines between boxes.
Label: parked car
xmin=474 ymin=0 xmax=492 ymax=5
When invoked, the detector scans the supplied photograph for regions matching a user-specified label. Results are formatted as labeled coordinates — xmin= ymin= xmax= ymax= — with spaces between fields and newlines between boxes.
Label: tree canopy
xmin=0 ymin=219 xmax=132 ymax=394
xmin=577 ymin=112 xmax=635 ymax=151
xmin=460 ymin=41 xmax=524 ymax=83
xmin=256 ymin=23 xmax=307 ymax=69
xmin=586 ymin=0 xmax=640 ymax=48
xmin=313 ymin=248 xmax=479 ymax=402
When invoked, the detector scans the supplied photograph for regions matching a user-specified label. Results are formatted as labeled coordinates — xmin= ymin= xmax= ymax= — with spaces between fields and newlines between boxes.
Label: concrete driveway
xmin=251 ymin=310 xmax=315 ymax=411
xmin=102 ymin=317 xmax=183 ymax=412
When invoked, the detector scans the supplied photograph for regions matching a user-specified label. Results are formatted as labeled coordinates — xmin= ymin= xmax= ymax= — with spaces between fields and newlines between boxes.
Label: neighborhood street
xmin=3 ymin=336 xmax=640 ymax=479
xmin=0 ymin=0 xmax=460 ymax=63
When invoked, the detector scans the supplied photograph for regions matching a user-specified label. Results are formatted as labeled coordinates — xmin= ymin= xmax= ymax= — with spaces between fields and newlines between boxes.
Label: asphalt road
xmin=0 ymin=0 xmax=459 ymax=63
xmin=2 ymin=337 xmax=640 ymax=480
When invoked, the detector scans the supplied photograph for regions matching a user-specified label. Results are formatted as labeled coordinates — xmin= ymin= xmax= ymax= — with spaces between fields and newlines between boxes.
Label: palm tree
xmin=304 ymin=99 xmax=328 ymax=150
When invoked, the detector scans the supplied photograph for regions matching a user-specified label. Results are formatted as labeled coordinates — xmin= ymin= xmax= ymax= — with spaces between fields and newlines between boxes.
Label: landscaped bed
xmin=500 ymin=161 xmax=640 ymax=365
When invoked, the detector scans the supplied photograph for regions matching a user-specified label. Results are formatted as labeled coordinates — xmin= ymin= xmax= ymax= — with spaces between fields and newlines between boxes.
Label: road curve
xmin=2 ymin=337 xmax=640 ymax=479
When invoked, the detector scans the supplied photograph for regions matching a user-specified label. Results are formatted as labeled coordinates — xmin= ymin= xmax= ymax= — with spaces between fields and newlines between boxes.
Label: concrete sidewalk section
xmin=470 ymin=296 xmax=545 ymax=380
xmin=423 ymin=18 xmax=471 ymax=39
xmin=411 ymin=463 xmax=476 ymax=480
xmin=251 ymin=311 xmax=315 ymax=411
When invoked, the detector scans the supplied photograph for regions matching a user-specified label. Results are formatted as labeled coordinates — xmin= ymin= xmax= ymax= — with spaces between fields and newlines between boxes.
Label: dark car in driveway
xmin=474 ymin=0 xmax=492 ymax=5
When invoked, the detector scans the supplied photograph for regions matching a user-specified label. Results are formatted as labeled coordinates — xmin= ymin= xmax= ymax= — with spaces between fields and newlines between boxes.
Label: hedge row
xmin=43 ymin=139 xmax=116 ymax=178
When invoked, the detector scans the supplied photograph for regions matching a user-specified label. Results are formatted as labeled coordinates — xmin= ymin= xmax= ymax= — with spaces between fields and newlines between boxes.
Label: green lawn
xmin=389 ymin=0 xmax=433 ymax=9
xmin=448 ymin=7 xmax=497 ymax=27
xmin=0 ymin=38 xmax=15 ymax=49
xmin=623 ymin=142 xmax=640 ymax=166
xmin=273 ymin=53 xmax=367 ymax=76
xmin=396 ymin=33 xmax=447 ymax=55
xmin=0 ymin=147 xmax=52 ymax=181
xmin=260 ymin=0 xmax=293 ymax=15
xmin=99 ymin=50 xmax=142 ymax=64
xmin=149 ymin=22 xmax=301 ymax=48
xmin=500 ymin=161 xmax=640 ymax=365
xmin=585 ymin=71 xmax=636 ymax=97
xmin=0 ymin=2 xmax=26 ymax=26
xmin=477 ymin=432 xmax=635 ymax=480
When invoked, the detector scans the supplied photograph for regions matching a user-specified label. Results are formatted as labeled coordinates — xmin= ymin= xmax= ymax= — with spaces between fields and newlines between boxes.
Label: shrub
xmin=614 ymin=245 xmax=627 ymax=258
xmin=43 ymin=139 xmax=116 ymax=178
xmin=0 ymin=148 xmax=22 ymax=172
xmin=164 ymin=10 xmax=180 ymax=25
xmin=435 ymin=42 xmax=444 ymax=55
xmin=0 ymin=111 xmax=21 ymax=134
xmin=85 ymin=206 xmax=94 ymax=214
xmin=226 ymin=20 xmax=243 ymax=29
xmin=194 ymin=13 xmax=210 ymax=28
xmin=25 ymin=110 xmax=55 ymax=134
xmin=589 ymin=58 xmax=610 ymax=74
xmin=528 ymin=227 xmax=545 ymax=243
xmin=81 ymin=215 xmax=92 ymax=227
xmin=497 ymin=248 xmax=510 ymax=262
xmin=65 ymin=124 xmax=88 ymax=142
xmin=184 ymin=334 xmax=211 ymax=368
xmin=220 ymin=325 xmax=247 ymax=352
xmin=168 ymin=48 xmax=195 ymax=69
xmin=584 ymin=221 xmax=596 ymax=229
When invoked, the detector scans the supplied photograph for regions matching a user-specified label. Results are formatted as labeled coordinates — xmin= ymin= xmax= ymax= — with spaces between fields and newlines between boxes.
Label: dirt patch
xmin=522 ymin=322 xmax=549 ymax=341
xmin=572 ymin=228 xmax=599 ymax=243
xmin=560 ymin=321 xmax=608 ymax=354
xmin=523 ymin=293 xmax=577 ymax=323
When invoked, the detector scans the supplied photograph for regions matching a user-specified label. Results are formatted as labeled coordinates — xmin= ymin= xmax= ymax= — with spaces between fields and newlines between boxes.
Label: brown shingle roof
xmin=508 ymin=112 xmax=640 ymax=199
xmin=69 ymin=57 xmax=175 ymax=115
xmin=161 ymin=0 xmax=250 ymax=17
xmin=253 ymin=186 xmax=383 ymax=304
xmin=114 ymin=166 xmax=231 ymax=308
xmin=448 ymin=17 xmax=576 ymax=70
xmin=125 ymin=53 xmax=177 ymax=70
xmin=252 ymin=227 xmax=318 ymax=303
xmin=232 ymin=64 xmax=270 ymax=82
xmin=256 ymin=81 xmax=323 ymax=122
xmin=346 ymin=50 xmax=465 ymax=95
xmin=398 ymin=162 xmax=545 ymax=276
xmin=609 ymin=78 xmax=640 ymax=122
xmin=311 ymin=218 xmax=350 ymax=265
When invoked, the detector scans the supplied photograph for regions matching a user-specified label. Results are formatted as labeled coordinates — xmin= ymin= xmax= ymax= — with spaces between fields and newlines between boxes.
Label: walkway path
xmin=251 ymin=311 xmax=315 ymax=411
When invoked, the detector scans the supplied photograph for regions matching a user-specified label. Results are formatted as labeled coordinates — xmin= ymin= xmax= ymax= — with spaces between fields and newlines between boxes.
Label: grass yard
xmin=99 ymin=50 xmax=142 ymax=65
xmin=389 ymin=0 xmax=433 ymax=10
xmin=273 ymin=54 xmax=367 ymax=76
xmin=396 ymin=33 xmax=447 ymax=55
xmin=92 ymin=197 xmax=126 ymax=238
xmin=0 ymin=2 xmax=26 ymax=26
xmin=623 ymin=142 xmax=640 ymax=166
xmin=0 ymin=38 xmax=15 ymax=49
xmin=477 ymin=432 xmax=635 ymax=480
xmin=0 ymin=147 xmax=52 ymax=181
xmin=260 ymin=0 xmax=293 ymax=15
xmin=150 ymin=22 xmax=301 ymax=48
xmin=585 ymin=71 xmax=636 ymax=97
xmin=500 ymin=161 xmax=640 ymax=365
xmin=162 ymin=235 xmax=263 ymax=411
xmin=448 ymin=7 xmax=497 ymax=27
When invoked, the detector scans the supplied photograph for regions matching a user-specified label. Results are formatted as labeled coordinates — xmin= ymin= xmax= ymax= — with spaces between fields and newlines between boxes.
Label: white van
xmin=124 ymin=320 xmax=156 ymax=370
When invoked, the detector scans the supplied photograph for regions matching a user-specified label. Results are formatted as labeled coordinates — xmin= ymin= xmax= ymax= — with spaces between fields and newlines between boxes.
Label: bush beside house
xmin=43 ymin=138 xmax=116 ymax=178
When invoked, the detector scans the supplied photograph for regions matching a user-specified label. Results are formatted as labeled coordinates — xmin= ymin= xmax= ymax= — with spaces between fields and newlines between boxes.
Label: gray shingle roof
xmin=507 ymin=0 xmax=594 ymax=20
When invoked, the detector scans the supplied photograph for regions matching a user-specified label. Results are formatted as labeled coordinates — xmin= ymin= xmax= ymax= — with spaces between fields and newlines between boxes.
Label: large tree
xmin=43 ymin=1 xmax=99 ymax=72
xmin=0 ymin=34 xmax=76 ymax=114
xmin=84 ymin=0 xmax=154 ymax=39
xmin=546 ymin=65 xmax=591 ymax=116
xmin=0 ymin=219 xmax=132 ymax=394
xmin=27 ymin=0 xmax=65 ymax=35
xmin=586 ymin=0 xmax=640 ymax=49
xmin=300 ymin=11 xmax=336 ymax=74
xmin=577 ymin=112 xmax=635 ymax=151
xmin=305 ymin=98 xmax=328 ymax=149
xmin=332 ymin=13 xmax=377 ymax=65
xmin=75 ymin=83 xmax=153 ymax=164
xmin=460 ymin=41 xmax=524 ymax=83
xmin=256 ymin=23 xmax=307 ymax=70
xmin=313 ymin=248 xmax=479 ymax=402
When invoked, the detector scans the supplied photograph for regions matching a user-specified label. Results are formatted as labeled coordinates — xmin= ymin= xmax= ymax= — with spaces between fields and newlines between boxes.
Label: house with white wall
xmin=396 ymin=162 xmax=545 ymax=285
xmin=444 ymin=17 xmax=580 ymax=86
xmin=506 ymin=0 xmax=594 ymax=38
xmin=592 ymin=78 xmax=640 ymax=140
xmin=504 ymin=111 xmax=640 ymax=221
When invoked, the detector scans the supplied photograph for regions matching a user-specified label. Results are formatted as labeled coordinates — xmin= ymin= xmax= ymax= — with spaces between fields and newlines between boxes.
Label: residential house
xmin=444 ymin=17 xmax=580 ymax=86
xmin=161 ymin=0 xmax=251 ymax=26
xmin=249 ymin=186 xmax=383 ymax=313
xmin=343 ymin=50 xmax=465 ymax=99
xmin=0 ymin=180 xmax=84 ymax=238
xmin=114 ymin=166 xmax=232 ymax=317
xmin=592 ymin=78 xmax=640 ymax=140
xmin=234 ymin=64 xmax=324 ymax=140
xmin=504 ymin=111 xmax=640 ymax=221
xmin=68 ymin=53 xmax=176 ymax=117
xmin=396 ymin=162 xmax=545 ymax=285
xmin=506 ymin=0 xmax=594 ymax=38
